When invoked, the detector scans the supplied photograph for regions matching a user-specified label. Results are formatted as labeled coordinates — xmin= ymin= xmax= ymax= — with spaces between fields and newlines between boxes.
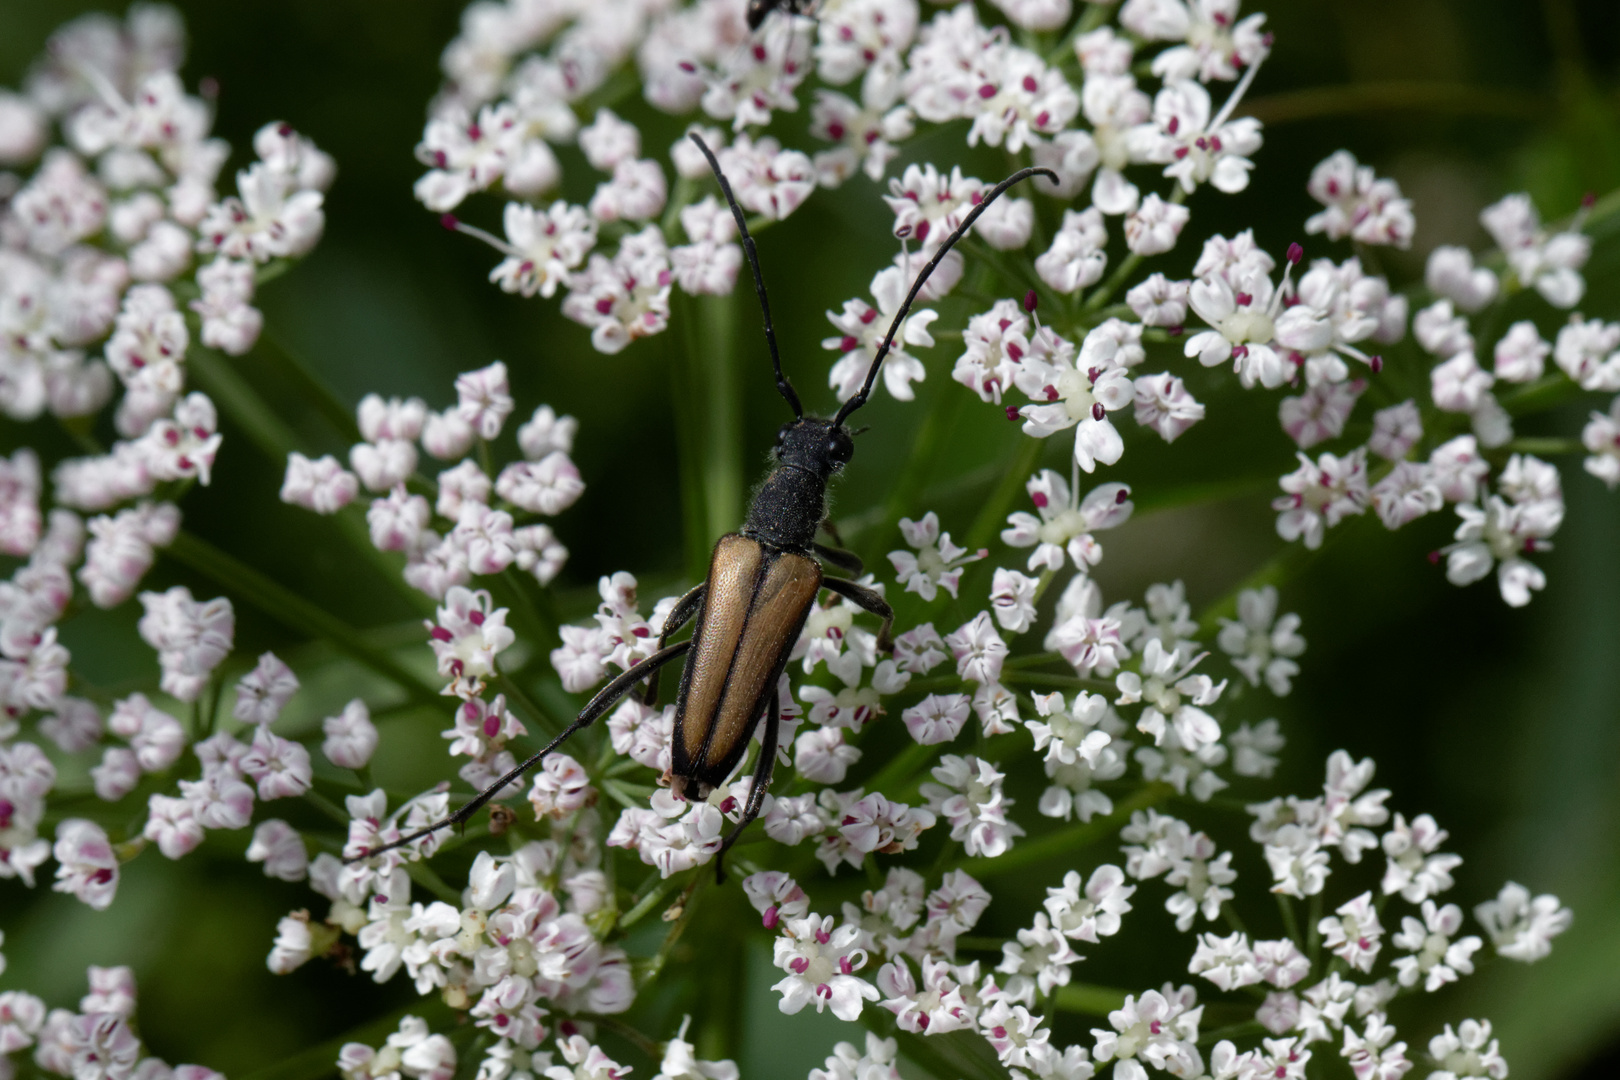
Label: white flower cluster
xmin=407 ymin=0 xmax=1619 ymax=610
xmin=282 ymin=360 xmax=579 ymax=599
xmin=0 ymin=5 xmax=334 ymax=921
xmin=0 ymin=964 xmax=227 ymax=1080
xmin=2 ymin=5 xmax=1602 ymax=1080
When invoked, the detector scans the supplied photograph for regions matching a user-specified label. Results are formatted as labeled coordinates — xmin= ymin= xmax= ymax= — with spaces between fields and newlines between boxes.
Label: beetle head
xmin=774 ymin=417 xmax=854 ymax=477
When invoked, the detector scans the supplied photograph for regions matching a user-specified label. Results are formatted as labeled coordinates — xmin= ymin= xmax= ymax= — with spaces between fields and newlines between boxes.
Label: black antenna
xmin=689 ymin=133 xmax=802 ymax=419
xmin=832 ymin=166 xmax=1057 ymax=428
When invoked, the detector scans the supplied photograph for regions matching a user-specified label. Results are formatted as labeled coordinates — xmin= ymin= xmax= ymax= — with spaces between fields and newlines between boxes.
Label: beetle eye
xmin=826 ymin=432 xmax=853 ymax=467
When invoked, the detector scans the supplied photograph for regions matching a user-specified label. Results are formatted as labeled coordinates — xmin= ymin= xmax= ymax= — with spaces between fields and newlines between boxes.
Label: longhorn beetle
xmin=355 ymin=136 xmax=1054 ymax=879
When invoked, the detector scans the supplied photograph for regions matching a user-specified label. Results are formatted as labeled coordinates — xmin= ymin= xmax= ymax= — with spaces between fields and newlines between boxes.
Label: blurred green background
xmin=1 ymin=1 xmax=1618 ymax=1078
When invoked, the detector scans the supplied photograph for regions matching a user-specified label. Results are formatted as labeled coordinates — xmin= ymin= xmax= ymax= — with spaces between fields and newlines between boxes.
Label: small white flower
xmin=888 ymin=512 xmax=986 ymax=602
xmin=1216 ymin=586 xmax=1305 ymax=695
xmin=1427 ymin=1019 xmax=1507 ymax=1080
xmin=1391 ymin=900 xmax=1481 ymax=992
xmin=771 ymin=913 xmax=880 ymax=1022
xmin=1473 ymin=881 xmax=1572 ymax=962
xmin=1318 ymin=891 xmax=1383 ymax=972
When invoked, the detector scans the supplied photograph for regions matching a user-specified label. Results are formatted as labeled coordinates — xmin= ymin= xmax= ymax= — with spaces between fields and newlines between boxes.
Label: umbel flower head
xmin=1 ymin=3 xmax=1610 ymax=1080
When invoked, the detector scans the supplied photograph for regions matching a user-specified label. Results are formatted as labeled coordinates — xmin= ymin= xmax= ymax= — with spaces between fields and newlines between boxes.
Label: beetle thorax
xmin=741 ymin=418 xmax=853 ymax=551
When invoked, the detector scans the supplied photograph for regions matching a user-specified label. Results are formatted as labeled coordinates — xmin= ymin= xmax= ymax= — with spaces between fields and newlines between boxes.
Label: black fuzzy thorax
xmin=741 ymin=464 xmax=827 ymax=551
xmin=738 ymin=417 xmax=852 ymax=551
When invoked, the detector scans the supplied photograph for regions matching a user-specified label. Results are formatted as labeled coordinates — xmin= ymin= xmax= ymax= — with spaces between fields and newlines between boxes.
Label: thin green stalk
xmin=620 ymin=870 xmax=684 ymax=930
xmin=859 ymin=379 xmax=965 ymax=569
xmin=494 ymin=673 xmax=561 ymax=737
xmin=1507 ymin=437 xmax=1582 ymax=456
xmin=1307 ymin=891 xmax=1323 ymax=964
xmin=303 ymin=788 xmax=351 ymax=825
xmin=1277 ymin=893 xmax=1304 ymax=951
xmin=1199 ymin=1021 xmax=1266 ymax=1046
xmin=700 ymin=290 xmax=744 ymax=545
xmin=166 ymin=530 xmax=442 ymax=706
xmin=642 ymin=874 xmax=707 ymax=982
xmin=1053 ymin=983 xmax=1131 ymax=1016
xmin=965 ymin=434 xmax=1045 ymax=553
xmin=235 ymin=998 xmax=456 ymax=1080
xmin=1047 ymin=0 xmax=1115 ymax=65
xmin=859 ymin=741 xmax=940 ymax=802
xmin=187 ymin=346 xmax=300 ymax=459
xmin=1194 ymin=524 xmax=1350 ymax=638
xmin=672 ymin=294 xmax=715 ymax=580
xmin=255 ymin=330 xmax=362 ymax=441
xmin=1238 ymin=82 xmax=1544 ymax=126
xmin=406 ymin=860 xmax=463 ymax=905
xmin=187 ymin=346 xmax=432 ymax=615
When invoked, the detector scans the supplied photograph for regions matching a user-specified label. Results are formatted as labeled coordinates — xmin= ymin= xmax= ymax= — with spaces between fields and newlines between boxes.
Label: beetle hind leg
xmin=348 ymin=639 xmax=691 ymax=864
xmin=714 ymin=688 xmax=781 ymax=883
xmin=642 ymin=582 xmax=706 ymax=705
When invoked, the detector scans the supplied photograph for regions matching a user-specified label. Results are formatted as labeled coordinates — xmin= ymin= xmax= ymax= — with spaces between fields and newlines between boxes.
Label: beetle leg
xmin=348 ymin=640 xmax=692 ymax=864
xmin=812 ymin=542 xmax=863 ymax=576
xmin=642 ymin=581 xmax=706 ymax=705
xmin=715 ymin=688 xmax=780 ymax=883
xmin=820 ymin=575 xmax=895 ymax=653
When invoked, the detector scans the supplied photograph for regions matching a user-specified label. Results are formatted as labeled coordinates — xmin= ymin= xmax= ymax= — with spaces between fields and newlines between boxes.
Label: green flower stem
xmin=671 ymin=293 xmax=715 ymax=580
xmin=302 ymin=788 xmax=351 ymax=825
xmin=578 ymin=1015 xmax=662 ymax=1061
xmin=701 ymin=290 xmax=744 ymax=546
xmin=493 ymin=672 xmax=561 ymax=737
xmin=1080 ymin=190 xmax=1186 ymax=317
xmin=498 ymin=566 xmax=558 ymax=653
xmin=254 ymin=330 xmax=363 ymax=442
xmin=1001 ymin=670 xmax=1111 ymax=690
xmin=860 ymin=1014 xmax=1003 ymax=1080
xmin=1307 ymin=891 xmax=1323 ymax=963
xmin=960 ymin=237 xmax=1060 ymax=315
xmin=166 ymin=530 xmax=442 ymax=706
xmin=1238 ymin=82 xmax=1544 ymax=127
xmin=1053 ymin=982 xmax=1131 ymax=1016
xmin=1198 ymin=1021 xmax=1266 ymax=1046
xmin=858 ymin=741 xmax=940 ymax=805
xmin=1277 ymin=893 xmax=1304 ymax=951
xmin=187 ymin=345 xmax=300 ymax=458
xmin=965 ymin=434 xmax=1045 ymax=553
xmin=1194 ymin=526 xmax=1347 ymax=639
xmin=619 ymin=868 xmax=683 ymax=930
xmin=959 ymin=782 xmax=1174 ymax=878
xmin=642 ymin=873 xmax=707 ymax=982
xmin=186 ymin=345 xmax=431 ymax=616
xmin=234 ymin=997 xmax=455 ymax=1080
xmin=858 ymin=377 xmax=966 ymax=569
xmin=1047 ymin=0 xmax=1115 ymax=65
xmin=1508 ymin=436 xmax=1584 ymax=455
xmin=1500 ymin=374 xmax=1581 ymax=416
xmin=406 ymin=860 xmax=463 ymax=905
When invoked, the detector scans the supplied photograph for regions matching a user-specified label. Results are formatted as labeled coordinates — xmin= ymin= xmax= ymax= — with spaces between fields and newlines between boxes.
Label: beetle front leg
xmin=715 ymin=688 xmax=780 ymax=883
xmin=642 ymin=581 xmax=706 ymax=705
xmin=821 ymin=575 xmax=895 ymax=653
xmin=350 ymin=640 xmax=692 ymax=863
